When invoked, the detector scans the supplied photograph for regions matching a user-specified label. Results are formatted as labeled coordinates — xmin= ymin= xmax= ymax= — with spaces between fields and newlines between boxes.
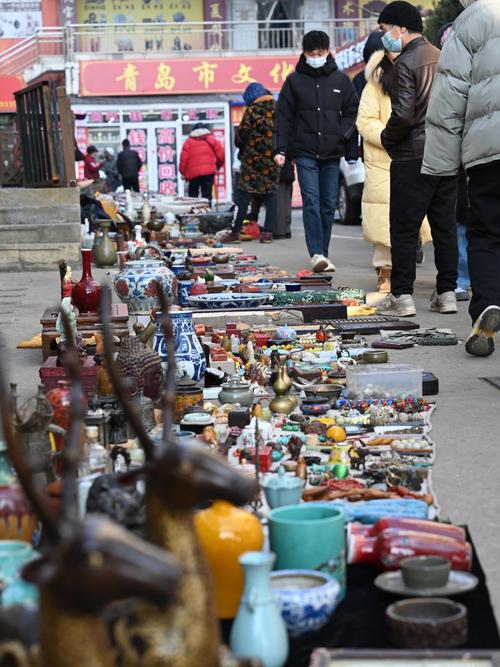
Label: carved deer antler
xmin=101 ymin=283 xmax=260 ymax=667
xmin=0 ymin=307 xmax=181 ymax=667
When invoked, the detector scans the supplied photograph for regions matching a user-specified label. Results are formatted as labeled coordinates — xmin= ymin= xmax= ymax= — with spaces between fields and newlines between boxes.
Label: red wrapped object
xmin=253 ymin=333 xmax=270 ymax=348
xmin=349 ymin=518 xmax=466 ymax=543
xmin=348 ymin=529 xmax=472 ymax=571
xmin=240 ymin=446 xmax=273 ymax=473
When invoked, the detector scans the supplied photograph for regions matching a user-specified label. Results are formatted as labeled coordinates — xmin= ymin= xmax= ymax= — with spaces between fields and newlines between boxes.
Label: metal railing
xmin=0 ymin=19 xmax=374 ymax=76
xmin=66 ymin=19 xmax=374 ymax=57
xmin=0 ymin=29 xmax=65 ymax=76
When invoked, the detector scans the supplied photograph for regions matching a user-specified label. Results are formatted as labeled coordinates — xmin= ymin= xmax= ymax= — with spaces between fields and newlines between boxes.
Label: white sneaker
xmin=430 ymin=290 xmax=458 ymax=314
xmin=378 ymin=294 xmax=416 ymax=317
xmin=323 ymin=258 xmax=336 ymax=272
xmin=311 ymin=254 xmax=328 ymax=273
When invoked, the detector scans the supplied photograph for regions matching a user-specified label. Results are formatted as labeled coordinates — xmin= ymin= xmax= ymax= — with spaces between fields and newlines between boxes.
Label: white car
xmin=337 ymin=157 xmax=365 ymax=225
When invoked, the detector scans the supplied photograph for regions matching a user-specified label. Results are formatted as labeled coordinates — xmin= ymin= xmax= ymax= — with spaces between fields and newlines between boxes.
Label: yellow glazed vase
xmin=195 ymin=500 xmax=264 ymax=619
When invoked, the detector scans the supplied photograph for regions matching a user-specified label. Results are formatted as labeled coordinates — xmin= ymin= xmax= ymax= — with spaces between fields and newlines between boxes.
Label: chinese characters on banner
xmin=127 ymin=127 xmax=148 ymax=193
xmin=0 ymin=76 xmax=23 ymax=112
xmin=203 ymin=0 xmax=227 ymax=49
xmin=156 ymin=127 xmax=178 ymax=196
xmin=80 ymin=56 xmax=298 ymax=97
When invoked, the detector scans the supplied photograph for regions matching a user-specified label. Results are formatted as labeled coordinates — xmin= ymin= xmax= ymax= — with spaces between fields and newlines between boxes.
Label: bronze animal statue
xmin=100 ymin=286 xmax=260 ymax=667
xmin=0 ymin=312 xmax=181 ymax=667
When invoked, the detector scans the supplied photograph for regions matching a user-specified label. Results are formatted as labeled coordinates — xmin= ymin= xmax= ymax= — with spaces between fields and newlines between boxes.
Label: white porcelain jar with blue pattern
xmin=113 ymin=259 xmax=176 ymax=314
xmin=270 ymin=570 xmax=340 ymax=637
xmin=153 ymin=309 xmax=206 ymax=382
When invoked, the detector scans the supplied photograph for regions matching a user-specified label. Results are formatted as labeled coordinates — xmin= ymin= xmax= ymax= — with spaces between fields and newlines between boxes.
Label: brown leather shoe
xmin=260 ymin=232 xmax=273 ymax=244
xmin=377 ymin=267 xmax=391 ymax=293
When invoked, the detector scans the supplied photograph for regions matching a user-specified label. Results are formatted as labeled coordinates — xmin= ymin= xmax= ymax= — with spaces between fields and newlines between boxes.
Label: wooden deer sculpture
xmin=0 ymin=312 xmax=181 ymax=667
xmin=100 ymin=286 xmax=260 ymax=667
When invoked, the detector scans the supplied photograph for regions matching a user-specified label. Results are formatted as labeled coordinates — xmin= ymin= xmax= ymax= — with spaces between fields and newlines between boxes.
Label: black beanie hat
xmin=378 ymin=1 xmax=424 ymax=32
xmin=363 ymin=30 xmax=384 ymax=63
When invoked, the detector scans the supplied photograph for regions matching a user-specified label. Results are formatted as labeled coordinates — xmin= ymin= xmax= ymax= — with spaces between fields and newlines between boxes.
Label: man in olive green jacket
xmin=422 ymin=0 xmax=500 ymax=357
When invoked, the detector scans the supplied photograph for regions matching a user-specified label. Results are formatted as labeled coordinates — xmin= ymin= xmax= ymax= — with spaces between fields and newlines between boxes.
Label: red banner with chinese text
xmin=0 ymin=76 xmax=24 ymax=112
xmin=80 ymin=56 xmax=298 ymax=97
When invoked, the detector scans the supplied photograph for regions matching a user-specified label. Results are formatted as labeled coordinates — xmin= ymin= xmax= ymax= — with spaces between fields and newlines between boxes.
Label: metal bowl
xmin=304 ymin=384 xmax=344 ymax=400
xmin=363 ymin=349 xmax=389 ymax=364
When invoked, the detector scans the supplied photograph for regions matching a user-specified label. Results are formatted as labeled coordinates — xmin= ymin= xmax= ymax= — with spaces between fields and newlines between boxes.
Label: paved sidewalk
xmin=2 ymin=214 xmax=499 ymax=622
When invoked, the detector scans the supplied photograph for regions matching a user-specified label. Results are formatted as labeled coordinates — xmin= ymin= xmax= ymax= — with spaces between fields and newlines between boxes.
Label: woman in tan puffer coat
xmin=357 ymin=50 xmax=432 ymax=293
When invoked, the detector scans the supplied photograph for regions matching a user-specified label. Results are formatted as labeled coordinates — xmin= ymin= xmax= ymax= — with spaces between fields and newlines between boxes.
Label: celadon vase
xmin=230 ymin=551 xmax=288 ymax=667
xmin=94 ymin=219 xmax=117 ymax=267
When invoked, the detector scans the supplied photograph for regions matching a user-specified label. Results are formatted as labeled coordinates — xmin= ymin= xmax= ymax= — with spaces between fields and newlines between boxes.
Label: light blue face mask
xmin=306 ymin=55 xmax=328 ymax=69
xmin=382 ymin=28 xmax=402 ymax=53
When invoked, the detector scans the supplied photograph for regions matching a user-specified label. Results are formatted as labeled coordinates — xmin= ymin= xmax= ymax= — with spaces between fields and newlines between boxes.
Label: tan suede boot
xmin=377 ymin=267 xmax=392 ymax=293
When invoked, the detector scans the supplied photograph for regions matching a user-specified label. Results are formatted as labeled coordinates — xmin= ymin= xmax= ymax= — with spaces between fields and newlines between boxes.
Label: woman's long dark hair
xmin=374 ymin=54 xmax=394 ymax=97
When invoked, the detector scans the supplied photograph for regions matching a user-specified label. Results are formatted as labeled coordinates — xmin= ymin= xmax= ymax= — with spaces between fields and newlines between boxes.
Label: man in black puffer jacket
xmin=117 ymin=138 xmax=143 ymax=192
xmin=274 ymin=30 xmax=359 ymax=273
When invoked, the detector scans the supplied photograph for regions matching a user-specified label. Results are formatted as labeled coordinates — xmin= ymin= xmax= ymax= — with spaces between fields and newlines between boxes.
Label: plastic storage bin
xmin=346 ymin=363 xmax=423 ymax=400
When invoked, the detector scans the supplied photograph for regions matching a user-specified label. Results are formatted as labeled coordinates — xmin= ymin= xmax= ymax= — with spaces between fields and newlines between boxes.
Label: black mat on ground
xmin=221 ymin=528 xmax=500 ymax=667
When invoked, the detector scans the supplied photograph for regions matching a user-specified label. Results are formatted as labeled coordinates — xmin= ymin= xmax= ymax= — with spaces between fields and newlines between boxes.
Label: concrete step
xmin=0 ymin=187 xmax=80 ymax=226
xmin=0 ymin=243 xmax=81 ymax=271
xmin=0 ymin=224 xmax=81 ymax=244
xmin=0 ymin=207 xmax=81 ymax=227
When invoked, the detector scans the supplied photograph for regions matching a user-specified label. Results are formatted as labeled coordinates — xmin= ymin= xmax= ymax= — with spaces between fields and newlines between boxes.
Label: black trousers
xmin=248 ymin=194 xmax=264 ymax=221
xmin=233 ymin=188 xmax=277 ymax=233
xmin=390 ymin=159 xmax=458 ymax=296
xmin=466 ymin=160 xmax=500 ymax=322
xmin=188 ymin=174 xmax=214 ymax=205
xmin=122 ymin=176 xmax=140 ymax=192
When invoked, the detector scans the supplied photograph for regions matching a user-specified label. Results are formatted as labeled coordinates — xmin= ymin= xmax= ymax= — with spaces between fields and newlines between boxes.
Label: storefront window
xmin=74 ymin=102 xmax=231 ymax=198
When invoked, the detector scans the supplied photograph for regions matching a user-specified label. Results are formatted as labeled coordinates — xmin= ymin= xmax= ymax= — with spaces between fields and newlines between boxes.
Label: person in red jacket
xmin=179 ymin=123 xmax=224 ymax=206
xmin=83 ymin=145 xmax=104 ymax=181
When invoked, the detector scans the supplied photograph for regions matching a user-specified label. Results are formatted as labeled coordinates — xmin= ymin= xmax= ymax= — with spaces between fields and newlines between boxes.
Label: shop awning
xmin=0 ymin=76 xmax=24 ymax=113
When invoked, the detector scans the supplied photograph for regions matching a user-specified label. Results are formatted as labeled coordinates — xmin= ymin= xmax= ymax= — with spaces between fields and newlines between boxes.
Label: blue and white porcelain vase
xmin=177 ymin=279 xmax=193 ymax=307
xmin=230 ymin=551 xmax=288 ymax=667
xmin=153 ymin=309 xmax=206 ymax=382
xmin=113 ymin=259 xmax=176 ymax=314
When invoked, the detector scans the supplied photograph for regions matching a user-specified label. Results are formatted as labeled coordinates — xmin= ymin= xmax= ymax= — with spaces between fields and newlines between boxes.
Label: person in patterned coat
xmin=221 ymin=82 xmax=279 ymax=244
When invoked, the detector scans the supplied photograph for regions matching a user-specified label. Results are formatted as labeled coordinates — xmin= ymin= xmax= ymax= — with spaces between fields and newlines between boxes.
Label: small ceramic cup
xmin=400 ymin=556 xmax=451 ymax=590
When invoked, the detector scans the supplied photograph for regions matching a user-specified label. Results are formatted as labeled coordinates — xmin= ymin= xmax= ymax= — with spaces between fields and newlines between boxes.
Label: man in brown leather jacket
xmin=377 ymin=1 xmax=458 ymax=318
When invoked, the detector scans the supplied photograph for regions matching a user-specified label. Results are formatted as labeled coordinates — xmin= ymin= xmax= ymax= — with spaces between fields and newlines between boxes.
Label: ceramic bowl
xmin=271 ymin=570 xmax=340 ymax=637
xmin=249 ymin=282 xmax=275 ymax=293
xmin=173 ymin=430 xmax=195 ymax=439
xmin=182 ymin=412 xmax=213 ymax=426
xmin=304 ymin=384 xmax=344 ymax=401
xmin=386 ymin=597 xmax=467 ymax=648
xmin=400 ymin=556 xmax=451 ymax=590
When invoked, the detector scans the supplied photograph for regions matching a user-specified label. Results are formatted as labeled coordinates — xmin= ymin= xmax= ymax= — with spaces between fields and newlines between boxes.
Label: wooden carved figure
xmin=0 ymin=312 xmax=181 ymax=667
xmin=101 ymin=285 xmax=260 ymax=667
